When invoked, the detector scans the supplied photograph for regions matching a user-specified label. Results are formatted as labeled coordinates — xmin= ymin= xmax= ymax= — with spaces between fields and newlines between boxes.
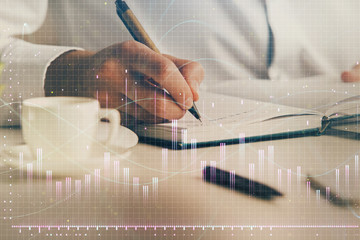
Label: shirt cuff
xmin=0 ymin=39 xmax=82 ymax=126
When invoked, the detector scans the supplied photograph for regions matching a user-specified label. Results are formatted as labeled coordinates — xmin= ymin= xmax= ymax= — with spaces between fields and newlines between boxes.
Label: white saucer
xmin=1 ymin=124 xmax=138 ymax=176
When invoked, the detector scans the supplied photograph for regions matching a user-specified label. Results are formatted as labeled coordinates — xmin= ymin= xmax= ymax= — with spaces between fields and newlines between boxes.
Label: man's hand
xmin=341 ymin=62 xmax=360 ymax=82
xmin=45 ymin=41 xmax=204 ymax=125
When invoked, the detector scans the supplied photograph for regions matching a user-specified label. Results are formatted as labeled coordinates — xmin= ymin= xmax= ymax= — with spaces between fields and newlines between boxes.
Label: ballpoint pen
xmin=203 ymin=166 xmax=283 ymax=200
xmin=306 ymin=175 xmax=356 ymax=207
xmin=115 ymin=0 xmax=202 ymax=122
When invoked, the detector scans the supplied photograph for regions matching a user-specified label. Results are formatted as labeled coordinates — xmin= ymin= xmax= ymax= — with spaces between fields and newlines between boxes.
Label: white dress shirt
xmin=1 ymin=0 xmax=360 ymax=126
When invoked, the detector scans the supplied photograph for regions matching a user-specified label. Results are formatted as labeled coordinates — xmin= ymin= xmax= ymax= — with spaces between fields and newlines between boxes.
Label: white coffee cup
xmin=21 ymin=97 xmax=121 ymax=161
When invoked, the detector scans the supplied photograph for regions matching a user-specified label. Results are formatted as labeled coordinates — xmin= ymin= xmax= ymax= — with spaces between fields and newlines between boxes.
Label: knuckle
xmin=197 ymin=64 xmax=205 ymax=81
xmin=182 ymin=61 xmax=205 ymax=82
xmin=120 ymin=40 xmax=138 ymax=50
xmin=191 ymin=62 xmax=205 ymax=80
xmin=120 ymin=41 xmax=150 ymax=65
xmin=158 ymin=60 xmax=177 ymax=79
xmin=118 ymin=40 xmax=142 ymax=56
xmin=188 ymin=61 xmax=202 ymax=70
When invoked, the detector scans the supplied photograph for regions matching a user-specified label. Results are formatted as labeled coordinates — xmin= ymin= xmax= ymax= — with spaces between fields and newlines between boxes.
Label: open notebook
xmin=131 ymin=92 xmax=360 ymax=149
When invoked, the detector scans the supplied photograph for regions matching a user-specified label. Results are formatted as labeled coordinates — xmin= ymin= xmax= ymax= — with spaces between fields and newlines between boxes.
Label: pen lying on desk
xmin=115 ymin=0 xmax=202 ymax=122
xmin=203 ymin=166 xmax=283 ymax=200
xmin=306 ymin=175 xmax=358 ymax=207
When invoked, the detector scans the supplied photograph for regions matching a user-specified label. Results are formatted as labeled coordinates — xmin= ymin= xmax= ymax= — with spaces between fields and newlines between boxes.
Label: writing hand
xmin=45 ymin=41 xmax=204 ymax=125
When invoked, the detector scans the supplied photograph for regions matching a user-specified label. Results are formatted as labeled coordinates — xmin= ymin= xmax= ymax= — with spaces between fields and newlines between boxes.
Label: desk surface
xmin=1 ymin=127 xmax=359 ymax=239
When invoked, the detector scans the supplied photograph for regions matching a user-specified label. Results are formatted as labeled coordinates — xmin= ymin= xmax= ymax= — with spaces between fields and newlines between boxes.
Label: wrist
xmin=44 ymin=50 xmax=96 ymax=97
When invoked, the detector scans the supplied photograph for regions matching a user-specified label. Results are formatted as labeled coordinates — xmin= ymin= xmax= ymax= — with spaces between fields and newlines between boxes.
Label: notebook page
xmin=325 ymin=96 xmax=360 ymax=119
xmin=186 ymin=114 xmax=321 ymax=143
xmin=136 ymin=92 xmax=322 ymax=143
xmin=176 ymin=92 xmax=320 ymax=130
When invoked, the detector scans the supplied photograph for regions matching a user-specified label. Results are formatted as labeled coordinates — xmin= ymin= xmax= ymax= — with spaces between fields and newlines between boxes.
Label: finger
xmin=97 ymin=76 xmax=187 ymax=120
xmin=119 ymin=105 xmax=169 ymax=124
xmin=123 ymin=83 xmax=187 ymax=120
xmin=114 ymin=41 xmax=194 ymax=109
xmin=119 ymin=103 xmax=167 ymax=125
xmin=120 ymin=111 xmax=168 ymax=125
xmin=94 ymin=61 xmax=187 ymax=120
xmin=97 ymin=91 xmax=169 ymax=124
xmin=163 ymin=54 xmax=205 ymax=101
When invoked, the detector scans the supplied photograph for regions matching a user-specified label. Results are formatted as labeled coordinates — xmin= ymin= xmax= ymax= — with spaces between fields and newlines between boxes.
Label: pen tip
xmin=274 ymin=191 xmax=283 ymax=197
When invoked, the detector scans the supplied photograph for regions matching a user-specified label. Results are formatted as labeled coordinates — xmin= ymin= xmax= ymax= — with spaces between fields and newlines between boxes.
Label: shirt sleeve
xmin=0 ymin=38 xmax=80 ymax=126
xmin=0 ymin=0 xmax=80 ymax=126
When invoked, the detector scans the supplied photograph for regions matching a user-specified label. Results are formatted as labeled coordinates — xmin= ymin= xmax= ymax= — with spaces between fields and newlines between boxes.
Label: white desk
xmin=1 ymin=127 xmax=359 ymax=239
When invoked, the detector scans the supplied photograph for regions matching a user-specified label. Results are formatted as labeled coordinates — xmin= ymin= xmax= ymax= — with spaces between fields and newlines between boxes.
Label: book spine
xmin=318 ymin=116 xmax=331 ymax=135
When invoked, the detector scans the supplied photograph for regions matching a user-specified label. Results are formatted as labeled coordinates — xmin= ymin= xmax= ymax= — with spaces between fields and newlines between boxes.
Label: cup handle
xmin=98 ymin=108 xmax=121 ymax=145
